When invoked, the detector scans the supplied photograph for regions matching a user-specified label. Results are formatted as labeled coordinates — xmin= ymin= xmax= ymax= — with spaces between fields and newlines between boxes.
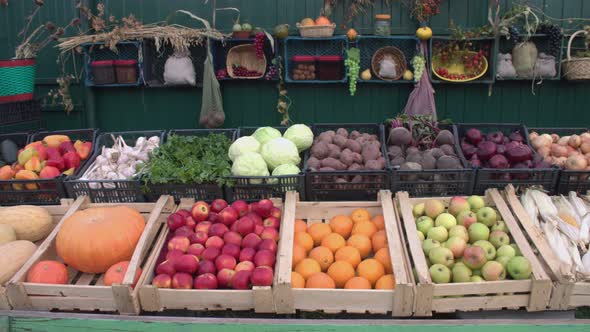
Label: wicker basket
xmin=226 ymin=44 xmax=266 ymax=79
xmin=296 ymin=23 xmax=336 ymax=38
xmin=562 ymin=30 xmax=590 ymax=81
xmin=371 ymin=46 xmax=407 ymax=81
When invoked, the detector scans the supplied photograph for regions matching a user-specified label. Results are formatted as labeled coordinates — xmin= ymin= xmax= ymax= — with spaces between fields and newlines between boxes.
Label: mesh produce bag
xmin=403 ymin=42 xmax=437 ymax=120
xmin=200 ymin=47 xmax=225 ymax=128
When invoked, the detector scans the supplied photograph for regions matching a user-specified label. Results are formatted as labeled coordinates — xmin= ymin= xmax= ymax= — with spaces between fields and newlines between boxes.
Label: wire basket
xmin=296 ymin=23 xmax=336 ymax=38
xmin=83 ymin=41 xmax=143 ymax=87
xmin=284 ymin=36 xmax=348 ymax=83
xmin=143 ymin=39 xmax=207 ymax=87
xmin=497 ymin=34 xmax=562 ymax=80
xmin=0 ymin=99 xmax=41 ymax=126
xmin=562 ymin=30 xmax=590 ymax=81
xmin=226 ymin=44 xmax=266 ymax=79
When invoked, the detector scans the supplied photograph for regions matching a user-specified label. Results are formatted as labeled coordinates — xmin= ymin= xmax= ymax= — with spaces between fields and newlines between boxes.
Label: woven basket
xmin=226 ymin=44 xmax=267 ymax=79
xmin=371 ymin=46 xmax=407 ymax=81
xmin=562 ymin=30 xmax=590 ymax=81
xmin=296 ymin=23 xmax=336 ymax=38
xmin=0 ymin=59 xmax=36 ymax=104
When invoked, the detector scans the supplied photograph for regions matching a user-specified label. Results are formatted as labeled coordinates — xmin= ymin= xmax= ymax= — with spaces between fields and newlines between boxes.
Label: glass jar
xmin=374 ymin=14 xmax=391 ymax=36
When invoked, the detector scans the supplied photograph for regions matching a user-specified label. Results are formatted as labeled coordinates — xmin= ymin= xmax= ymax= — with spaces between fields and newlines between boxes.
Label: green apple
xmin=448 ymin=196 xmax=471 ymax=217
xmin=425 ymin=199 xmax=445 ymax=219
xmin=470 ymin=275 xmax=484 ymax=282
xmin=472 ymin=268 xmax=482 ymax=276
xmin=416 ymin=216 xmax=434 ymax=235
xmin=468 ymin=223 xmax=490 ymax=243
xmin=506 ymin=256 xmax=532 ymax=280
xmin=429 ymin=247 xmax=454 ymax=267
xmin=457 ymin=210 xmax=477 ymax=229
xmin=427 ymin=226 xmax=448 ymax=243
xmin=491 ymin=220 xmax=509 ymax=233
xmin=467 ymin=195 xmax=485 ymax=212
xmin=445 ymin=236 xmax=467 ymax=258
xmin=463 ymin=246 xmax=487 ymax=270
xmin=413 ymin=203 xmax=425 ymax=217
xmin=476 ymin=207 xmax=497 ymax=227
xmin=496 ymin=244 xmax=516 ymax=258
xmin=449 ymin=225 xmax=469 ymax=242
xmin=435 ymin=213 xmax=457 ymax=230
xmin=454 ymin=261 xmax=466 ymax=268
xmin=495 ymin=255 xmax=511 ymax=268
xmin=481 ymin=261 xmax=505 ymax=281
xmin=429 ymin=264 xmax=451 ymax=283
xmin=417 ymin=230 xmax=425 ymax=241
xmin=489 ymin=230 xmax=510 ymax=248
xmin=452 ymin=264 xmax=473 ymax=283
xmin=473 ymin=240 xmax=496 ymax=261
xmin=510 ymin=244 xmax=522 ymax=256
xmin=422 ymin=239 xmax=441 ymax=256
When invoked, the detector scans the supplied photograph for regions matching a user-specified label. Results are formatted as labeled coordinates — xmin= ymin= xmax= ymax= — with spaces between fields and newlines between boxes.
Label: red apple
xmin=152 ymin=274 xmax=172 ymax=288
xmin=260 ymin=227 xmax=279 ymax=241
xmin=223 ymin=231 xmax=242 ymax=247
xmin=258 ymin=239 xmax=278 ymax=254
xmin=253 ymin=199 xmax=273 ymax=218
xmin=156 ymin=260 xmax=176 ymax=276
xmin=209 ymin=211 xmax=220 ymax=224
xmin=174 ymin=225 xmax=194 ymax=237
xmin=167 ymin=213 xmax=185 ymax=231
xmin=221 ymin=243 xmax=241 ymax=259
xmin=187 ymin=243 xmax=205 ymax=258
xmin=39 ymin=166 xmax=60 ymax=179
xmin=205 ymin=236 xmax=224 ymax=249
xmin=230 ymin=221 xmax=239 ymax=233
xmin=197 ymin=260 xmax=217 ymax=275
xmin=191 ymin=201 xmax=210 ymax=222
xmin=263 ymin=216 xmax=280 ymax=229
xmin=239 ymin=247 xmax=256 ymax=262
xmin=249 ymin=202 xmax=257 ymax=213
xmin=235 ymin=261 xmax=255 ymax=272
xmin=245 ymin=212 xmax=263 ymax=226
xmin=166 ymin=249 xmax=184 ymax=262
xmin=167 ymin=236 xmax=190 ymax=252
xmin=185 ymin=216 xmax=196 ymax=229
xmin=215 ymin=254 xmax=237 ymax=271
xmin=232 ymin=270 xmax=252 ymax=290
xmin=194 ymin=273 xmax=218 ymax=289
xmin=176 ymin=209 xmax=191 ymax=219
xmin=270 ymin=207 xmax=281 ymax=219
xmin=45 ymin=156 xmax=64 ymax=171
xmin=231 ymin=200 xmax=249 ymax=217
xmin=195 ymin=221 xmax=212 ymax=234
xmin=63 ymin=151 xmax=81 ymax=170
xmin=189 ymin=231 xmax=208 ymax=245
xmin=174 ymin=254 xmax=199 ymax=274
xmin=201 ymin=247 xmax=221 ymax=261
xmin=236 ymin=216 xmax=255 ymax=236
xmin=251 ymin=266 xmax=273 ymax=286
xmin=208 ymin=223 xmax=229 ymax=238
xmin=242 ymin=233 xmax=262 ymax=249
xmin=211 ymin=199 xmax=228 ymax=213
xmin=218 ymin=207 xmax=238 ymax=226
xmin=46 ymin=147 xmax=61 ymax=160
xmin=217 ymin=268 xmax=236 ymax=288
xmin=254 ymin=224 xmax=264 ymax=235
xmin=254 ymin=249 xmax=276 ymax=268
xmin=172 ymin=273 xmax=193 ymax=289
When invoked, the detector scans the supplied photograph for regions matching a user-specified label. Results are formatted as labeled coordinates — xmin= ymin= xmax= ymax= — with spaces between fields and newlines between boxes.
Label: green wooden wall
xmin=2 ymin=0 xmax=590 ymax=131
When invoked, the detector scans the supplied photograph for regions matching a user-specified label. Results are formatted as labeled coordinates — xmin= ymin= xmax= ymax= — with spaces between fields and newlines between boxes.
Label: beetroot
xmin=506 ymin=144 xmax=532 ymax=163
xmin=461 ymin=140 xmax=474 ymax=152
xmin=505 ymin=141 xmax=521 ymax=151
xmin=503 ymin=137 xmax=510 ymax=144
xmin=466 ymin=128 xmax=483 ymax=145
xmin=463 ymin=146 xmax=477 ymax=159
xmin=486 ymin=132 xmax=504 ymax=144
xmin=534 ymin=161 xmax=552 ymax=169
xmin=489 ymin=154 xmax=509 ymax=169
xmin=509 ymin=131 xmax=524 ymax=143
xmin=496 ymin=144 xmax=506 ymax=155
xmin=476 ymin=141 xmax=497 ymax=161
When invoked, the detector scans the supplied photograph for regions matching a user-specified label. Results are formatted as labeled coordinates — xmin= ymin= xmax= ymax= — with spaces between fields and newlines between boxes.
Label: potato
xmin=369 ymin=134 xmax=379 ymax=141
xmin=348 ymin=163 xmax=363 ymax=171
xmin=307 ymin=156 xmax=321 ymax=170
xmin=363 ymin=140 xmax=381 ymax=150
xmin=345 ymin=139 xmax=362 ymax=153
xmin=311 ymin=141 xmax=330 ymax=159
xmin=319 ymin=167 xmax=336 ymax=172
xmin=361 ymin=145 xmax=381 ymax=162
xmin=318 ymin=132 xmax=334 ymax=143
xmin=336 ymin=128 xmax=349 ymax=137
xmin=327 ymin=144 xmax=341 ymax=159
xmin=377 ymin=157 xmax=386 ymax=169
xmin=340 ymin=149 xmax=354 ymax=166
xmin=321 ymin=157 xmax=347 ymax=170
xmin=350 ymin=130 xmax=361 ymax=139
xmin=365 ymin=160 xmax=383 ymax=170
xmin=333 ymin=135 xmax=348 ymax=148
xmin=352 ymin=152 xmax=363 ymax=164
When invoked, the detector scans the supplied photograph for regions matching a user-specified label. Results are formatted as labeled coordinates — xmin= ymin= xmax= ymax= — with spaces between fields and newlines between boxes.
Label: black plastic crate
xmin=0 ymin=128 xmax=98 ymax=205
xmin=65 ymin=130 xmax=165 ymax=203
xmin=0 ymin=131 xmax=30 ymax=166
xmin=454 ymin=123 xmax=558 ymax=195
xmin=225 ymin=126 xmax=306 ymax=202
xmin=143 ymin=129 xmax=236 ymax=203
xmin=305 ymin=123 xmax=390 ymax=201
xmin=525 ymin=127 xmax=590 ymax=195
xmin=497 ymin=34 xmax=563 ymax=80
xmin=0 ymin=99 xmax=41 ymax=126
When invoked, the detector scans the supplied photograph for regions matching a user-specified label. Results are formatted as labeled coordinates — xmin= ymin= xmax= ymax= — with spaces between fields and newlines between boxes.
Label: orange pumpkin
xmin=346 ymin=28 xmax=358 ymax=41
xmin=56 ymin=206 xmax=145 ymax=274
xmin=26 ymin=260 xmax=69 ymax=284
xmin=315 ymin=16 xmax=331 ymax=26
xmin=104 ymin=261 xmax=142 ymax=287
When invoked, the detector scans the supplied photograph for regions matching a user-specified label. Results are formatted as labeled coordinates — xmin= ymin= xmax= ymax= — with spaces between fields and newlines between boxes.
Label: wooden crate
xmin=273 ymin=190 xmax=414 ymax=316
xmin=396 ymin=189 xmax=552 ymax=316
xmin=0 ymin=199 xmax=75 ymax=310
xmin=504 ymin=185 xmax=590 ymax=310
xmin=138 ymin=198 xmax=281 ymax=313
xmin=6 ymin=195 xmax=176 ymax=314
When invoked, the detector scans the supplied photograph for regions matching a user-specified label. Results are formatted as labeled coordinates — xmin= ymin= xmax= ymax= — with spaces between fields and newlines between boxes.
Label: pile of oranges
xmin=291 ymin=208 xmax=395 ymax=289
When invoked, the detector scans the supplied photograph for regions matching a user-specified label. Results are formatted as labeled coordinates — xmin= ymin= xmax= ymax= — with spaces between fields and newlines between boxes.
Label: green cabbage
xmin=231 ymin=152 xmax=269 ymax=177
xmin=252 ymin=127 xmax=282 ymax=146
xmin=272 ymin=164 xmax=301 ymax=176
xmin=261 ymin=138 xmax=300 ymax=171
xmin=228 ymin=136 xmax=261 ymax=161
xmin=283 ymin=124 xmax=314 ymax=152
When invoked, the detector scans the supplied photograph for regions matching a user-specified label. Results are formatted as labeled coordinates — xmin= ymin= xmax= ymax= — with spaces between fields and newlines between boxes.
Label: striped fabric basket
xmin=0 ymin=59 xmax=36 ymax=104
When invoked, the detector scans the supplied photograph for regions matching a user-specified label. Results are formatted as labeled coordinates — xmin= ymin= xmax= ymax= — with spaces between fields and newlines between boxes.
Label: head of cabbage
xmin=252 ymin=127 xmax=282 ymax=146
xmin=261 ymin=137 xmax=300 ymax=171
xmin=283 ymin=124 xmax=314 ymax=152
xmin=272 ymin=164 xmax=301 ymax=176
xmin=231 ymin=152 xmax=269 ymax=177
xmin=228 ymin=136 xmax=260 ymax=162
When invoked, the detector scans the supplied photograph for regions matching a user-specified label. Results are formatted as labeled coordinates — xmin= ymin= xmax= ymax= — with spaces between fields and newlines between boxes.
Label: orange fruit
xmin=294 ymin=219 xmax=308 ymax=233
xmin=357 ymin=258 xmax=385 ymax=286
xmin=334 ymin=246 xmax=362 ymax=268
xmin=306 ymin=272 xmax=336 ymax=289
xmin=308 ymin=223 xmax=332 ymax=246
xmin=292 ymin=244 xmax=307 ymax=267
xmin=291 ymin=271 xmax=305 ymax=288
xmin=294 ymin=258 xmax=321 ymax=280
xmin=330 ymin=215 xmax=353 ymax=238
xmin=351 ymin=208 xmax=371 ymax=223
xmin=294 ymin=232 xmax=313 ymax=253
xmin=344 ymin=276 xmax=372 ymax=289
xmin=321 ymin=233 xmax=346 ymax=253
xmin=371 ymin=230 xmax=388 ymax=252
xmin=375 ymin=274 xmax=396 ymax=290
xmin=347 ymin=234 xmax=372 ymax=258
xmin=374 ymin=247 xmax=393 ymax=274
xmin=315 ymin=16 xmax=331 ymax=26
xmin=352 ymin=220 xmax=377 ymax=238
xmin=308 ymin=246 xmax=334 ymax=271
xmin=372 ymin=215 xmax=385 ymax=230
xmin=327 ymin=261 xmax=356 ymax=288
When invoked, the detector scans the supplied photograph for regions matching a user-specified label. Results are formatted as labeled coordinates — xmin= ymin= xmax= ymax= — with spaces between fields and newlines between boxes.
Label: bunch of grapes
xmin=344 ymin=57 xmax=360 ymax=96
xmin=538 ymin=23 xmax=563 ymax=57
xmin=232 ymin=65 xmax=262 ymax=77
xmin=265 ymin=65 xmax=277 ymax=80
xmin=216 ymin=69 xmax=228 ymax=80
xmin=508 ymin=26 xmax=522 ymax=43
xmin=411 ymin=55 xmax=425 ymax=82
xmin=254 ymin=33 xmax=266 ymax=59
